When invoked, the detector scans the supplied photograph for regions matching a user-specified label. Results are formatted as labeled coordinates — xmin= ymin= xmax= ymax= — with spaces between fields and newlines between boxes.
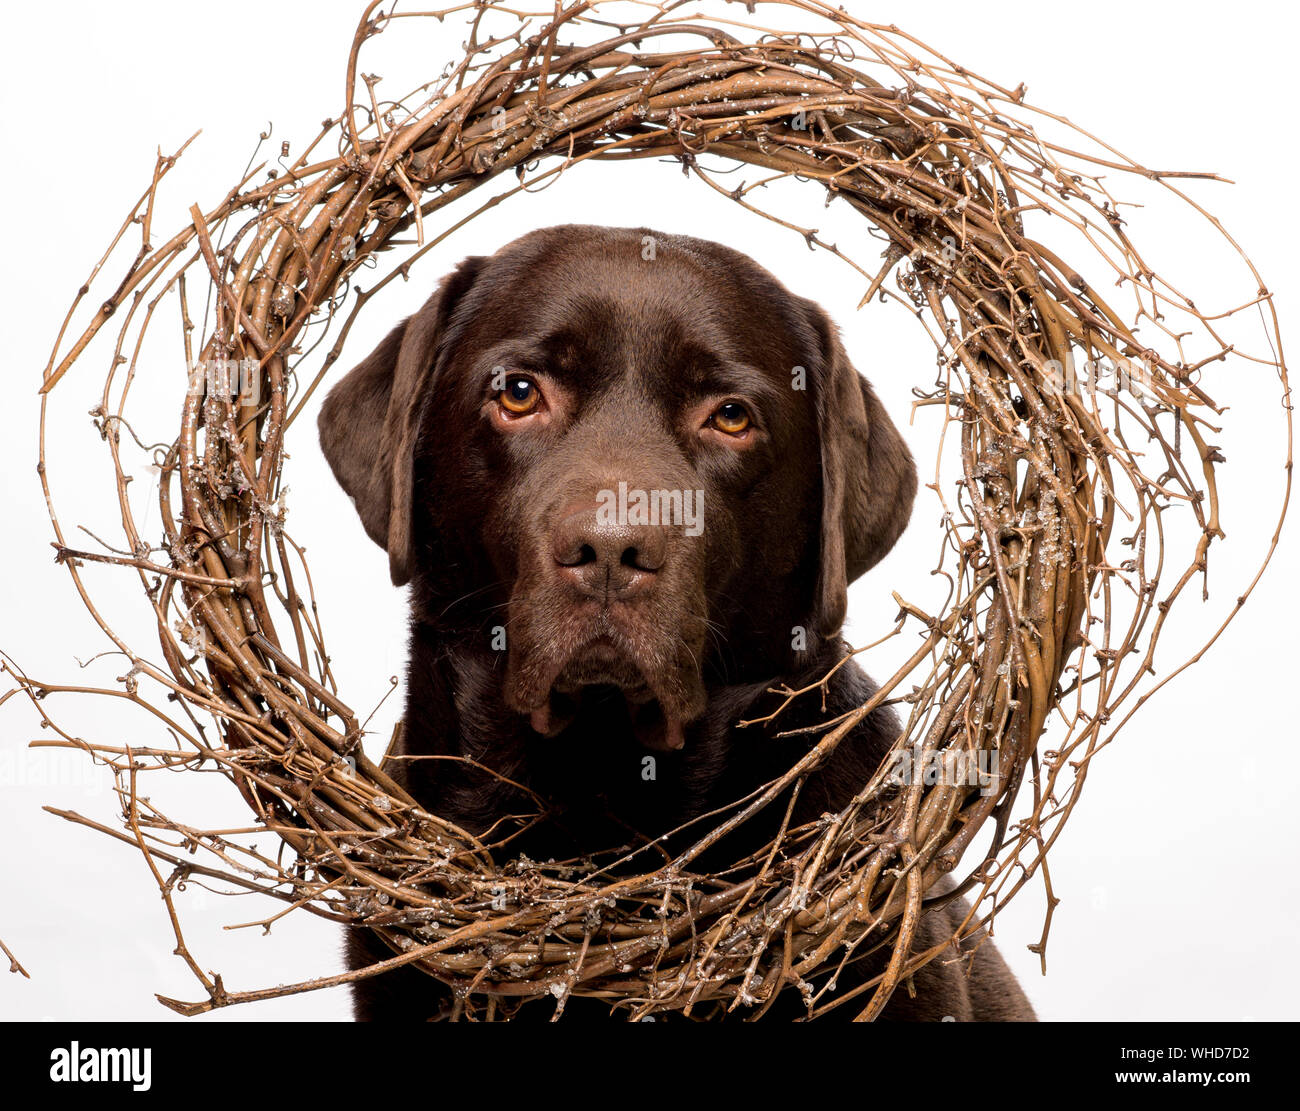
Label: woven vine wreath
xmin=23 ymin=0 xmax=1289 ymax=1020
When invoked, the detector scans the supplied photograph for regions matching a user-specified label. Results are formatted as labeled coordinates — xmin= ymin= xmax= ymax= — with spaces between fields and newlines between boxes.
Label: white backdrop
xmin=1 ymin=0 xmax=1295 ymax=1022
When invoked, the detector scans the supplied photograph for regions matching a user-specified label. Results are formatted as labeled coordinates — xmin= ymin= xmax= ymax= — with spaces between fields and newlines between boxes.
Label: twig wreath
xmin=19 ymin=0 xmax=1290 ymax=1019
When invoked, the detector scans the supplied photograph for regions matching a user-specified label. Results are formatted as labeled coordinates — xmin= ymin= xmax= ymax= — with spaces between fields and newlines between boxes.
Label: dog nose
xmin=551 ymin=509 xmax=667 ymax=599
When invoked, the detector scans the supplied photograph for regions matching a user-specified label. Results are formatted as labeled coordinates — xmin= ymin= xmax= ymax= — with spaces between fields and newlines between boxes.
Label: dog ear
xmin=317 ymin=255 xmax=484 ymax=586
xmin=805 ymin=302 xmax=918 ymax=638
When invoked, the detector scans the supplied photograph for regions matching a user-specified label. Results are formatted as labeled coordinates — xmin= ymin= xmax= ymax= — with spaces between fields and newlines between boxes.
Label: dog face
xmin=319 ymin=225 xmax=915 ymax=752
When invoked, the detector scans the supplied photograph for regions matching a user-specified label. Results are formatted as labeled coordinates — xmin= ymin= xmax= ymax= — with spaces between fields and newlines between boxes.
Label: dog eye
xmin=498 ymin=376 xmax=542 ymax=415
xmin=710 ymin=401 xmax=751 ymax=435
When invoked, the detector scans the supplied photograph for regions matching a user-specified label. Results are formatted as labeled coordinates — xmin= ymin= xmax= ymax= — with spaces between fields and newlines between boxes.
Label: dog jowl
xmin=318 ymin=224 xmax=1034 ymax=1021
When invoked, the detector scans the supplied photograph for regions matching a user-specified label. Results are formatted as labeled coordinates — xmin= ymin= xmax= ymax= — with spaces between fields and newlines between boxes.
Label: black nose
xmin=551 ymin=508 xmax=667 ymax=599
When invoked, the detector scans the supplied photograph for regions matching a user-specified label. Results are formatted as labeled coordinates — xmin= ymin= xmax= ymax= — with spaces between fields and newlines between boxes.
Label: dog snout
xmin=551 ymin=506 xmax=667 ymax=600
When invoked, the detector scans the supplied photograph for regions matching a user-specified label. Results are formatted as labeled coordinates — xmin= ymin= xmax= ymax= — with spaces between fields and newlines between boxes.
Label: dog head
xmin=319 ymin=225 xmax=915 ymax=751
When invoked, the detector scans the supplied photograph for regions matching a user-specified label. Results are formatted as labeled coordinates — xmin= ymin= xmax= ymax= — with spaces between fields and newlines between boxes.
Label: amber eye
xmin=498 ymin=376 xmax=541 ymax=415
xmin=711 ymin=401 xmax=751 ymax=435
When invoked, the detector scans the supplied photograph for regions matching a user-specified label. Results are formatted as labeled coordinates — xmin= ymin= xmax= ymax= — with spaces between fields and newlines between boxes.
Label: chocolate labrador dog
xmin=319 ymin=224 xmax=1034 ymax=1021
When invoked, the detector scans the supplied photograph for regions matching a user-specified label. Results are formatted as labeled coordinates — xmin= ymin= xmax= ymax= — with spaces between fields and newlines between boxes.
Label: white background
xmin=1 ymin=0 xmax=1295 ymax=1022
